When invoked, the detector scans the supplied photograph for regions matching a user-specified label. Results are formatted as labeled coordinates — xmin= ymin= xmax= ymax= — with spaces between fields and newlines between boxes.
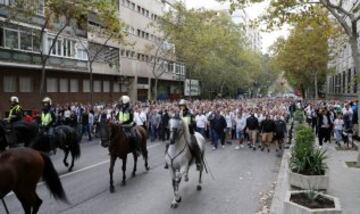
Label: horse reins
xmin=1 ymin=198 xmax=9 ymax=214
xmin=166 ymin=128 xmax=187 ymax=168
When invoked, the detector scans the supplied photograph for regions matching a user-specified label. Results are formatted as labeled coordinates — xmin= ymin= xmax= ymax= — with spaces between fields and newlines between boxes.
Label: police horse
xmin=166 ymin=116 xmax=207 ymax=208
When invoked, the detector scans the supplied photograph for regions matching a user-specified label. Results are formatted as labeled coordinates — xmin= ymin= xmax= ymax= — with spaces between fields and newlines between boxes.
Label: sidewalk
xmin=270 ymin=142 xmax=360 ymax=214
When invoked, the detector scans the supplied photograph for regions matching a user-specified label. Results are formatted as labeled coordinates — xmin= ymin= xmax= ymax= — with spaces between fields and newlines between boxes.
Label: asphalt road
xmin=2 ymin=139 xmax=281 ymax=214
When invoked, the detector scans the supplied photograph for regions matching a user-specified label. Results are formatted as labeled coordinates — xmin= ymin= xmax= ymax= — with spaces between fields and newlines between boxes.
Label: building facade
xmin=0 ymin=0 xmax=185 ymax=115
xmin=231 ymin=10 xmax=262 ymax=52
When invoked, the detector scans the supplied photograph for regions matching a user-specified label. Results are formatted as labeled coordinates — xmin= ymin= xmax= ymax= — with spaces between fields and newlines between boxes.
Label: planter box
xmin=284 ymin=190 xmax=342 ymax=214
xmin=288 ymin=170 xmax=329 ymax=191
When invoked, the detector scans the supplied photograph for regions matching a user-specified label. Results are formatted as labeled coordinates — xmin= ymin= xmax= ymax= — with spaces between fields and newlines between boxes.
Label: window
xmin=76 ymin=44 xmax=88 ymax=60
xmin=70 ymin=79 xmax=79 ymax=92
xmin=103 ymin=81 xmax=110 ymax=92
xmin=83 ymin=80 xmax=90 ymax=92
xmin=46 ymin=78 xmax=58 ymax=92
xmin=93 ymin=80 xmax=101 ymax=92
xmin=20 ymin=32 xmax=32 ymax=51
xmin=3 ymin=76 xmax=16 ymax=92
xmin=113 ymin=82 xmax=120 ymax=92
xmin=59 ymin=78 xmax=68 ymax=92
xmin=19 ymin=77 xmax=33 ymax=92
xmin=5 ymin=29 xmax=18 ymax=49
xmin=0 ymin=28 xmax=3 ymax=47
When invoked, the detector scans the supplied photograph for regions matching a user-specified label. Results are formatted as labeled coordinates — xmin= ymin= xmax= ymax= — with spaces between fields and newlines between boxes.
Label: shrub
xmin=289 ymin=126 xmax=327 ymax=175
xmin=294 ymin=110 xmax=305 ymax=123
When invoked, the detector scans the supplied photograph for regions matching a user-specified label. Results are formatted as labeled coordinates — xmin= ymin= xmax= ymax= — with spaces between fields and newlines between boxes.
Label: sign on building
xmin=184 ymin=79 xmax=201 ymax=96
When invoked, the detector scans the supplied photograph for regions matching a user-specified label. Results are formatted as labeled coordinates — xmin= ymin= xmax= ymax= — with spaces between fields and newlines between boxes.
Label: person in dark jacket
xmin=159 ymin=109 xmax=170 ymax=141
xmin=317 ymin=107 xmax=333 ymax=147
xmin=260 ymin=114 xmax=276 ymax=152
xmin=211 ymin=111 xmax=227 ymax=150
xmin=81 ymin=108 xmax=92 ymax=141
xmin=274 ymin=115 xmax=287 ymax=151
xmin=246 ymin=113 xmax=259 ymax=150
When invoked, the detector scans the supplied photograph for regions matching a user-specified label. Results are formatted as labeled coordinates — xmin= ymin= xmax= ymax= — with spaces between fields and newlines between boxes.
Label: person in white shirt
xmin=235 ymin=113 xmax=247 ymax=149
xmin=333 ymin=113 xmax=344 ymax=147
xmin=134 ymin=108 xmax=144 ymax=126
xmin=195 ymin=112 xmax=208 ymax=137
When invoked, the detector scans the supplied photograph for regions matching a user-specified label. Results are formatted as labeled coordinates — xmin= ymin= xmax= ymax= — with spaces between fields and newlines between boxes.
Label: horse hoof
xmin=110 ymin=186 xmax=115 ymax=193
xmin=68 ymin=168 xmax=73 ymax=172
xmin=132 ymin=172 xmax=136 ymax=177
xmin=185 ymin=177 xmax=189 ymax=182
xmin=146 ymin=166 xmax=150 ymax=171
xmin=64 ymin=163 xmax=69 ymax=167
xmin=171 ymin=203 xmax=178 ymax=209
xmin=121 ymin=181 xmax=126 ymax=186
xmin=176 ymin=197 xmax=182 ymax=203
xmin=197 ymin=185 xmax=202 ymax=191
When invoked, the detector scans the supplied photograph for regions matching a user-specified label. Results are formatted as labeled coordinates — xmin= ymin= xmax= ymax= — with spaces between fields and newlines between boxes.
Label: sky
xmin=184 ymin=0 xmax=289 ymax=54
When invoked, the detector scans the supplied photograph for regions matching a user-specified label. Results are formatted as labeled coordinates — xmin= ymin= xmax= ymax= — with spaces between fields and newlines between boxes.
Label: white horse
xmin=165 ymin=116 xmax=206 ymax=208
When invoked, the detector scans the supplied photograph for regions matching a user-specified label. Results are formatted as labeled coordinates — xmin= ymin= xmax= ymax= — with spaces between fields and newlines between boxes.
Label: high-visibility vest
xmin=8 ymin=105 xmax=21 ymax=120
xmin=41 ymin=112 xmax=52 ymax=126
xmin=118 ymin=111 xmax=130 ymax=123
xmin=182 ymin=115 xmax=191 ymax=126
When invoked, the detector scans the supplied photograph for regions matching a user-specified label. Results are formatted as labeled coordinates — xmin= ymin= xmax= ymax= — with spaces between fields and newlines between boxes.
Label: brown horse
xmin=0 ymin=148 xmax=68 ymax=214
xmin=99 ymin=122 xmax=149 ymax=193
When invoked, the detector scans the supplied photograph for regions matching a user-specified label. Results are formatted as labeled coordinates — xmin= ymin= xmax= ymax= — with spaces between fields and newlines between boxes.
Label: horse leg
xmin=31 ymin=194 xmax=42 ymax=214
xmin=109 ymin=156 xmax=116 ymax=193
xmin=184 ymin=162 xmax=190 ymax=182
xmin=197 ymin=164 xmax=203 ymax=191
xmin=121 ymin=157 xmax=127 ymax=186
xmin=63 ymin=149 xmax=69 ymax=167
xmin=170 ymin=170 xmax=182 ymax=209
xmin=69 ymin=150 xmax=76 ymax=172
xmin=15 ymin=193 xmax=31 ymax=214
xmin=132 ymin=153 xmax=137 ymax=177
xmin=142 ymin=147 xmax=150 ymax=171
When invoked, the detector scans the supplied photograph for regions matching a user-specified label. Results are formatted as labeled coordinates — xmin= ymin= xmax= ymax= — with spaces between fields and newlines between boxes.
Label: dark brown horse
xmin=0 ymin=148 xmax=68 ymax=214
xmin=99 ymin=122 xmax=149 ymax=193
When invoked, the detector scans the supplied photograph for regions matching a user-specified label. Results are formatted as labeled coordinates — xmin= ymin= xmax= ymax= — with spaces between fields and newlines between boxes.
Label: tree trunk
xmin=314 ymin=72 xmax=318 ymax=99
xmin=40 ymin=64 xmax=46 ymax=97
xmin=154 ymin=78 xmax=158 ymax=101
xmin=349 ymin=35 xmax=360 ymax=163
xmin=89 ymin=62 xmax=94 ymax=107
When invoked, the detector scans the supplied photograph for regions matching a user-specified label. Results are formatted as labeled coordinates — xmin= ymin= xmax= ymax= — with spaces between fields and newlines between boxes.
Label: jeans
xmin=150 ymin=124 xmax=157 ymax=142
xmin=197 ymin=127 xmax=206 ymax=138
xmin=211 ymin=130 xmax=219 ymax=148
xmin=82 ymin=124 xmax=92 ymax=140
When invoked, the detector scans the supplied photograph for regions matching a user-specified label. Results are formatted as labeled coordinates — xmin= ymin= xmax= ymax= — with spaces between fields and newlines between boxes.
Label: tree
xmin=6 ymin=0 xmax=123 ymax=102
xmin=144 ymin=33 xmax=175 ymax=100
xmin=271 ymin=11 xmax=331 ymax=98
xmin=70 ymin=0 xmax=124 ymax=106
xmin=159 ymin=3 xmax=267 ymax=98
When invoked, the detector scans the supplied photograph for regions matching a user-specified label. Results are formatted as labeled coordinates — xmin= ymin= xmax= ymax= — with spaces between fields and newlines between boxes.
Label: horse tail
xmin=71 ymin=138 xmax=81 ymax=160
xmin=40 ymin=153 xmax=69 ymax=203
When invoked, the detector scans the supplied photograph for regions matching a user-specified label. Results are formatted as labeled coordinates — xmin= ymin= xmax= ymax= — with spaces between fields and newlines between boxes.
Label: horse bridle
xmin=167 ymin=120 xmax=187 ymax=167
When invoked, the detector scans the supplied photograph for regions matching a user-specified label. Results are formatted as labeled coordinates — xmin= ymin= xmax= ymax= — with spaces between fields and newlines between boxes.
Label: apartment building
xmin=0 ymin=0 xmax=185 ymax=114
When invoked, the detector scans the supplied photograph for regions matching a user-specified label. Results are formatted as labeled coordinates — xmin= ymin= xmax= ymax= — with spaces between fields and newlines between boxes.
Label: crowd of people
xmin=303 ymin=99 xmax=359 ymax=149
xmin=6 ymin=94 xmax=359 ymax=152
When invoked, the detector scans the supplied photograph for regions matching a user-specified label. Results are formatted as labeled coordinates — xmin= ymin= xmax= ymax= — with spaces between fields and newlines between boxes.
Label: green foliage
xmin=294 ymin=110 xmax=305 ymax=123
xmin=290 ymin=126 xmax=327 ymax=175
xmin=159 ymin=3 xmax=279 ymax=98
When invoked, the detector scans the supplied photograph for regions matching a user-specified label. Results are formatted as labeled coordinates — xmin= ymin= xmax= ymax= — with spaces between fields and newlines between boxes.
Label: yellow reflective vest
xmin=8 ymin=104 xmax=21 ymax=120
xmin=118 ymin=111 xmax=130 ymax=123
xmin=41 ymin=112 xmax=53 ymax=126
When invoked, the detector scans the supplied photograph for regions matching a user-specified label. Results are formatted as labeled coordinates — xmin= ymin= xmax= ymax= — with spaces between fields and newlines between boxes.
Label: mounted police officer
xmin=178 ymin=99 xmax=202 ymax=170
xmin=6 ymin=96 xmax=23 ymax=123
xmin=40 ymin=97 xmax=56 ymax=149
xmin=3 ymin=96 xmax=23 ymax=145
xmin=116 ymin=95 xmax=140 ymax=154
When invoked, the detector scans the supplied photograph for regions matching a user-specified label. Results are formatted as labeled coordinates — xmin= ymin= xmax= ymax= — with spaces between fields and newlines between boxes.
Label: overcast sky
xmin=184 ymin=0 xmax=289 ymax=54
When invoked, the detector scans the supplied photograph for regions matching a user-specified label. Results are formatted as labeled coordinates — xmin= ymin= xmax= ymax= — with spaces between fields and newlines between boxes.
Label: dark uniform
xmin=116 ymin=101 xmax=140 ymax=153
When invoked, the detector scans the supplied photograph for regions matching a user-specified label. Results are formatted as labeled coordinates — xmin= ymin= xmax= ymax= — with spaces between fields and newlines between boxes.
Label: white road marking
xmin=5 ymin=143 xmax=162 ymax=198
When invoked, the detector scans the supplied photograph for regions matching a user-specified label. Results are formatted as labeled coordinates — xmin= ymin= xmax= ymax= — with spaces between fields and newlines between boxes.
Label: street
xmin=1 ymin=139 xmax=281 ymax=214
